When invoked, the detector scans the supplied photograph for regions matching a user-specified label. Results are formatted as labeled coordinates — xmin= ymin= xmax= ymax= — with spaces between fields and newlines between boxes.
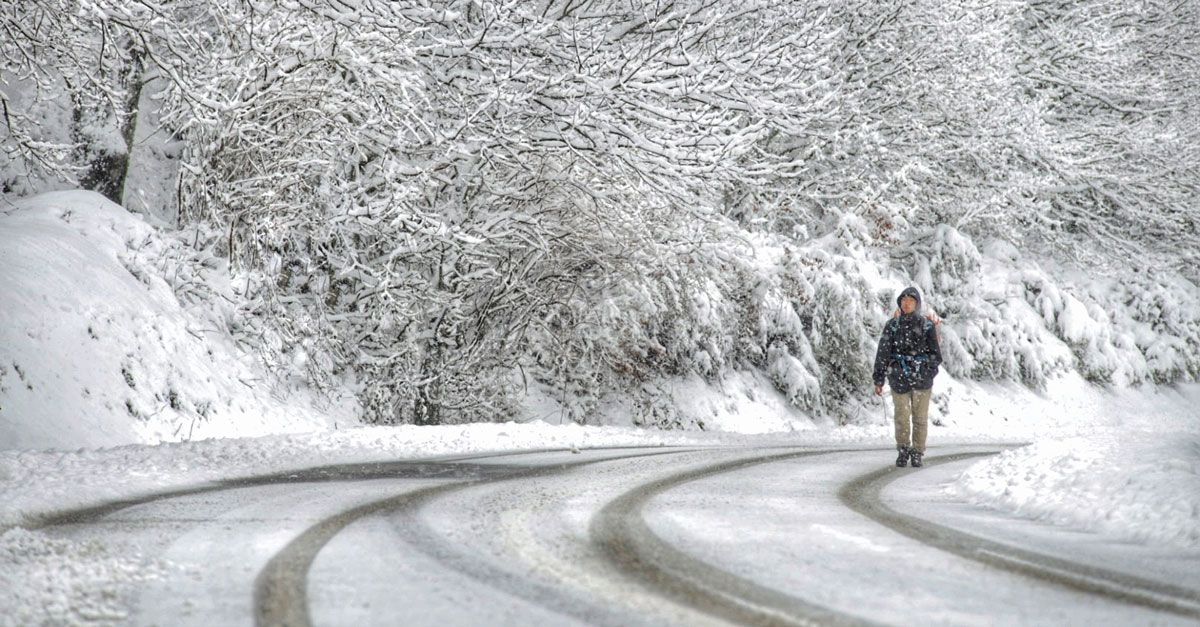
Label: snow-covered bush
xmin=526 ymin=221 xmax=887 ymax=426
xmin=1024 ymin=267 xmax=1200 ymax=387
xmin=1110 ymin=272 xmax=1200 ymax=383
xmin=896 ymin=228 xmax=1061 ymax=387
xmin=901 ymin=228 xmax=1200 ymax=390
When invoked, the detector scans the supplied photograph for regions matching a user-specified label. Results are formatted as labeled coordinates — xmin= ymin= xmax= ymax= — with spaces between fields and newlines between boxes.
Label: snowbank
xmin=945 ymin=375 xmax=1200 ymax=550
xmin=954 ymin=430 xmax=1200 ymax=550
xmin=0 ymin=191 xmax=352 ymax=450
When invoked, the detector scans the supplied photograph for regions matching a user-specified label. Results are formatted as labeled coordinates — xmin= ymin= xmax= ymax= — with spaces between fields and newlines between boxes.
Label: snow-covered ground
xmin=1 ymin=191 xmax=1199 ymax=623
xmin=0 ymin=191 xmax=353 ymax=450
xmin=955 ymin=429 xmax=1200 ymax=550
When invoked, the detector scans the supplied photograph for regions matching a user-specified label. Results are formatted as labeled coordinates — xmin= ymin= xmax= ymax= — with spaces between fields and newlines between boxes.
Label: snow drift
xmin=0 ymin=191 xmax=353 ymax=450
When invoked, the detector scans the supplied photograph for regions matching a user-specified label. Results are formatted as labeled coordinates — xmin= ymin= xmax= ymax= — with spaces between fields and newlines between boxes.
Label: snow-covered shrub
xmin=1021 ymin=276 xmax=1148 ymax=386
xmin=702 ymin=232 xmax=879 ymax=419
xmin=1109 ymin=272 xmax=1200 ymax=383
xmin=908 ymin=229 xmax=1200 ymax=389
xmin=743 ymin=244 xmax=821 ymax=412
xmin=802 ymin=249 xmax=879 ymax=410
xmin=1044 ymin=269 xmax=1200 ymax=386
xmin=525 ymin=235 xmax=738 ymax=426
xmin=526 ymin=221 xmax=888 ymax=425
xmin=943 ymin=294 xmax=1074 ymax=389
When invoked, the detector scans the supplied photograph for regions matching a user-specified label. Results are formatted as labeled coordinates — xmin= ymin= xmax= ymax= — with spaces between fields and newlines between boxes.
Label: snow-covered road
xmin=34 ymin=446 xmax=1200 ymax=626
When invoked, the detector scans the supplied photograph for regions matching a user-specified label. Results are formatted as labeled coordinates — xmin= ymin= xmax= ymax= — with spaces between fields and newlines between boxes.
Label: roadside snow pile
xmin=0 ymin=527 xmax=167 ymax=627
xmin=953 ymin=430 xmax=1200 ymax=549
xmin=0 ymin=191 xmax=351 ymax=450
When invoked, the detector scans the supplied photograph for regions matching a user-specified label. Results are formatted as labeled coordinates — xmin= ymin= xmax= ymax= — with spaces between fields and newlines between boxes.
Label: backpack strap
xmin=885 ymin=317 xmax=900 ymax=340
xmin=892 ymin=353 xmax=929 ymax=378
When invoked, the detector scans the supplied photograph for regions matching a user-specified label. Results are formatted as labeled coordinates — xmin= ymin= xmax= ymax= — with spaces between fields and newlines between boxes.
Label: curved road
xmin=39 ymin=445 xmax=1200 ymax=626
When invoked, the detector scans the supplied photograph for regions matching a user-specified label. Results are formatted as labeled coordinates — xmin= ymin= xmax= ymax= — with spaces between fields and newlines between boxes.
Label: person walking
xmin=873 ymin=287 xmax=942 ymax=467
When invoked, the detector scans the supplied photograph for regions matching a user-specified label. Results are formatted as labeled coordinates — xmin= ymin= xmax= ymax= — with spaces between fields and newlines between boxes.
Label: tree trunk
xmin=75 ymin=44 xmax=144 ymax=205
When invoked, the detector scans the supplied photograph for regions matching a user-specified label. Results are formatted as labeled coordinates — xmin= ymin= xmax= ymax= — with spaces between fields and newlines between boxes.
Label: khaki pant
xmin=892 ymin=389 xmax=931 ymax=453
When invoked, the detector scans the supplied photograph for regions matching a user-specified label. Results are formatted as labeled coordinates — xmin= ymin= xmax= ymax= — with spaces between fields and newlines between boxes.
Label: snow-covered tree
xmin=139 ymin=0 xmax=861 ymax=423
xmin=0 ymin=0 xmax=149 ymax=202
xmin=4 ymin=0 xmax=1198 ymax=427
xmin=1007 ymin=0 xmax=1200 ymax=275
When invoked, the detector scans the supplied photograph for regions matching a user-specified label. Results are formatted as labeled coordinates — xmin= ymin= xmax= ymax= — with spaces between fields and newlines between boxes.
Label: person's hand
xmin=874 ymin=384 xmax=883 ymax=396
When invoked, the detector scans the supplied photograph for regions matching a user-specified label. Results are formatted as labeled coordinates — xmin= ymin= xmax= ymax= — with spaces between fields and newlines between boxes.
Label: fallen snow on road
xmin=0 ymin=527 xmax=168 ymax=627
xmin=0 ymin=416 xmax=1197 ymax=626
xmin=954 ymin=430 xmax=1200 ymax=550
xmin=0 ymin=421 xmax=721 ymax=530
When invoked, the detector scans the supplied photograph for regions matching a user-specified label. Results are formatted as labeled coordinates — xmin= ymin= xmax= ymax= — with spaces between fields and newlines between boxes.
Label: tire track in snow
xmin=34 ymin=447 xmax=631 ymax=529
xmin=839 ymin=452 xmax=1200 ymax=620
xmin=590 ymin=448 xmax=876 ymax=627
xmin=254 ymin=448 xmax=698 ymax=627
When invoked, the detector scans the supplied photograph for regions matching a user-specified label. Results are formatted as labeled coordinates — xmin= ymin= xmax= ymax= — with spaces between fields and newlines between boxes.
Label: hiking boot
xmin=895 ymin=446 xmax=910 ymax=467
xmin=910 ymin=451 xmax=924 ymax=468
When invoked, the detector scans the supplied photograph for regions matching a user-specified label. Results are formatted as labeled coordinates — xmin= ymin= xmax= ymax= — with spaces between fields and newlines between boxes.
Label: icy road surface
xmin=36 ymin=446 xmax=1200 ymax=626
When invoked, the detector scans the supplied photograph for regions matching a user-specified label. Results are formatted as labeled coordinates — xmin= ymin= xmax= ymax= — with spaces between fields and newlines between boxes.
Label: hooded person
xmin=872 ymin=287 xmax=942 ymax=467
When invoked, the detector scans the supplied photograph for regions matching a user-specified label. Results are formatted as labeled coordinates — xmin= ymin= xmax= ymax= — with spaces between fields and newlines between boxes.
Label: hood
xmin=896 ymin=286 xmax=922 ymax=309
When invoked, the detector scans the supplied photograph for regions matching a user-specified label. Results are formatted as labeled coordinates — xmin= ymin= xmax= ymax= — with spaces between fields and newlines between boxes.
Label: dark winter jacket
xmin=872 ymin=287 xmax=942 ymax=393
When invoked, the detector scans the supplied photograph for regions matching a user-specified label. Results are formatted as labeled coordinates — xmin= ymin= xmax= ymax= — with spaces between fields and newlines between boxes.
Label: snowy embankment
xmin=0 ymin=191 xmax=352 ymax=449
xmin=954 ymin=430 xmax=1200 ymax=550
xmin=0 ymin=191 xmax=1198 ymax=554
